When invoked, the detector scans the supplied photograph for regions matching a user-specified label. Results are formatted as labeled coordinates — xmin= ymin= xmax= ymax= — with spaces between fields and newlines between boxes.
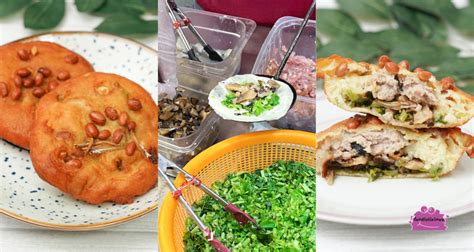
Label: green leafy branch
xmin=317 ymin=0 xmax=474 ymax=94
xmin=0 ymin=0 xmax=157 ymax=35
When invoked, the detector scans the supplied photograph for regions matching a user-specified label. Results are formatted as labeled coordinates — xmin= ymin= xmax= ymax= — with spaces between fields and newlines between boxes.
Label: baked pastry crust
xmin=0 ymin=41 xmax=94 ymax=149
xmin=317 ymin=55 xmax=474 ymax=128
xmin=30 ymin=72 xmax=158 ymax=204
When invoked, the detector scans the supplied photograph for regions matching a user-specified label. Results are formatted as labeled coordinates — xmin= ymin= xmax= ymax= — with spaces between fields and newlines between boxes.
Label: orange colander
xmin=158 ymin=130 xmax=316 ymax=251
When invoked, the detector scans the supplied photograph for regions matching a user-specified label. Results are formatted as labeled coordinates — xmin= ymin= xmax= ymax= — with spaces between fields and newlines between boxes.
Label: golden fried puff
xmin=30 ymin=72 xmax=158 ymax=204
xmin=0 ymin=41 xmax=94 ymax=149
xmin=317 ymin=55 xmax=474 ymax=129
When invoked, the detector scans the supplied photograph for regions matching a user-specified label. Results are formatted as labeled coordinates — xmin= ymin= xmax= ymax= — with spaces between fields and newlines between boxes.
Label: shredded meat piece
xmin=372 ymin=73 xmax=399 ymax=101
xmin=400 ymin=75 xmax=437 ymax=105
xmin=330 ymin=129 xmax=409 ymax=163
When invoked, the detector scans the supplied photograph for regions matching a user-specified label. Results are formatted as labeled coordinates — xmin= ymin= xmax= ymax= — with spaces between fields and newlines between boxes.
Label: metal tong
xmin=166 ymin=0 xmax=224 ymax=62
xmin=159 ymin=166 xmax=269 ymax=252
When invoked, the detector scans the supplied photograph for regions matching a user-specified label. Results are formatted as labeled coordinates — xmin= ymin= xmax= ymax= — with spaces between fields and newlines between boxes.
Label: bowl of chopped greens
xmin=158 ymin=130 xmax=316 ymax=251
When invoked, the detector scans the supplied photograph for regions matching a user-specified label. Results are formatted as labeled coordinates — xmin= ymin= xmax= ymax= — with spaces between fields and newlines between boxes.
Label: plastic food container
xmin=252 ymin=16 xmax=316 ymax=132
xmin=159 ymin=130 xmax=316 ymax=251
xmin=176 ymin=8 xmax=256 ymax=94
xmin=158 ymin=85 xmax=221 ymax=167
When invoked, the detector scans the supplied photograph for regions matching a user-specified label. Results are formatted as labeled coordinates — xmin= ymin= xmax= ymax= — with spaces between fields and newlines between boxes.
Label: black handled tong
xmin=166 ymin=0 xmax=224 ymax=62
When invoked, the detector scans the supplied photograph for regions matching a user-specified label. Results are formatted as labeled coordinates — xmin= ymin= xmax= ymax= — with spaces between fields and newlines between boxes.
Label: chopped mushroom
xmin=413 ymin=106 xmax=433 ymax=124
xmin=235 ymin=89 xmax=257 ymax=104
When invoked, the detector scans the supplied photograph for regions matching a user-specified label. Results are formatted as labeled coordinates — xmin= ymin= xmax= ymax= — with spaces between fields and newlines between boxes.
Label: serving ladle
xmin=211 ymin=2 xmax=315 ymax=122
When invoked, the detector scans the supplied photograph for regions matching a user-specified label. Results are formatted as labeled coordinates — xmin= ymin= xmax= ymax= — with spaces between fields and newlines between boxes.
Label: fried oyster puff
xmin=317 ymin=55 xmax=474 ymax=128
xmin=316 ymin=115 xmax=474 ymax=185
xmin=0 ymin=41 xmax=94 ymax=149
xmin=30 ymin=72 xmax=158 ymax=204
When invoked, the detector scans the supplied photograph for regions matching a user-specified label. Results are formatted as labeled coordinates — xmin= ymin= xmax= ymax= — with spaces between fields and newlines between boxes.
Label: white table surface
xmin=0 ymin=1 xmax=159 ymax=252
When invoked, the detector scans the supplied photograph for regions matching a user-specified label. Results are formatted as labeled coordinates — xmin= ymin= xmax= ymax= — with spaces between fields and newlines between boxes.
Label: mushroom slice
xmin=268 ymin=79 xmax=280 ymax=89
xmin=404 ymin=159 xmax=425 ymax=170
xmin=235 ymin=89 xmax=257 ymax=104
xmin=413 ymin=106 xmax=433 ymax=124
xmin=226 ymin=83 xmax=249 ymax=93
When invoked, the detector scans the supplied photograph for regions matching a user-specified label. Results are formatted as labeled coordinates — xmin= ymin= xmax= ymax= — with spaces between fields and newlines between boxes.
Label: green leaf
xmin=432 ymin=58 xmax=474 ymax=80
xmin=359 ymin=29 xmax=424 ymax=50
xmin=317 ymin=36 xmax=384 ymax=62
xmin=394 ymin=0 xmax=456 ymax=17
xmin=316 ymin=9 xmax=362 ymax=38
xmin=0 ymin=0 xmax=31 ymax=17
xmin=446 ymin=7 xmax=474 ymax=35
xmin=74 ymin=0 xmax=105 ymax=12
xmin=457 ymin=79 xmax=474 ymax=95
xmin=389 ymin=43 xmax=459 ymax=67
xmin=391 ymin=4 xmax=446 ymax=42
xmin=336 ymin=0 xmax=390 ymax=19
xmin=140 ymin=0 xmax=157 ymax=13
xmin=416 ymin=13 xmax=447 ymax=43
xmin=93 ymin=0 xmax=146 ymax=15
xmin=24 ymin=0 xmax=65 ymax=29
xmin=95 ymin=13 xmax=157 ymax=35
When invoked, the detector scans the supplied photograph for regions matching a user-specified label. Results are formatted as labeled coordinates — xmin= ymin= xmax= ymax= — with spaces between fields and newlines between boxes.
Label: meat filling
xmin=322 ymin=129 xmax=427 ymax=183
xmin=346 ymin=72 xmax=440 ymax=125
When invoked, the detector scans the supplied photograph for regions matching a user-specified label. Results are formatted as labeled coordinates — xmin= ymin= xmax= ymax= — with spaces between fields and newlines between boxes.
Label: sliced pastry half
xmin=317 ymin=55 xmax=474 ymax=128
xmin=316 ymin=115 xmax=474 ymax=184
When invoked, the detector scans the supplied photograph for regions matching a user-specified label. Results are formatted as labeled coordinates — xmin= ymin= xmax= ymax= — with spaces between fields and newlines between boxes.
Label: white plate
xmin=316 ymin=92 xmax=474 ymax=225
xmin=0 ymin=32 xmax=163 ymax=230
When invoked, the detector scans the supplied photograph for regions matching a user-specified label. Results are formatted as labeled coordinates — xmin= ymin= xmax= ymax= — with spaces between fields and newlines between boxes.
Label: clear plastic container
xmin=252 ymin=16 xmax=316 ymax=132
xmin=158 ymin=85 xmax=221 ymax=167
xmin=176 ymin=8 xmax=256 ymax=94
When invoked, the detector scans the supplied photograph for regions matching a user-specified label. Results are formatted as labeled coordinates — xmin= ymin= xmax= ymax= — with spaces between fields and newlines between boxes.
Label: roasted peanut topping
xmin=398 ymin=60 xmax=410 ymax=70
xmin=22 ymin=78 xmax=34 ymax=88
xmin=417 ymin=71 xmax=432 ymax=82
xmin=105 ymin=107 xmax=119 ymax=120
xmin=48 ymin=81 xmax=59 ymax=91
xmin=112 ymin=128 xmax=124 ymax=144
xmin=0 ymin=82 xmax=8 ymax=97
xmin=14 ymin=76 xmax=23 ymax=87
xmin=378 ymin=55 xmax=391 ymax=68
xmin=127 ymin=98 xmax=142 ymax=111
xmin=11 ymin=86 xmax=21 ymax=100
xmin=38 ymin=67 xmax=52 ymax=77
xmin=32 ymin=87 xmax=46 ymax=98
xmin=125 ymin=142 xmax=136 ymax=156
xmin=34 ymin=73 xmax=44 ymax=86
xmin=384 ymin=62 xmax=399 ymax=74
xmin=440 ymin=77 xmax=455 ymax=90
xmin=16 ymin=68 xmax=31 ymax=77
xmin=335 ymin=63 xmax=348 ymax=77
xmin=89 ymin=111 xmax=106 ymax=126
xmin=64 ymin=54 xmax=79 ymax=64
xmin=57 ymin=70 xmax=70 ymax=81
xmin=17 ymin=49 xmax=29 ymax=61
xmin=118 ymin=111 xmax=128 ymax=126
xmin=347 ymin=117 xmax=361 ymax=129
xmin=85 ymin=123 xmax=99 ymax=138
xmin=98 ymin=130 xmax=111 ymax=140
